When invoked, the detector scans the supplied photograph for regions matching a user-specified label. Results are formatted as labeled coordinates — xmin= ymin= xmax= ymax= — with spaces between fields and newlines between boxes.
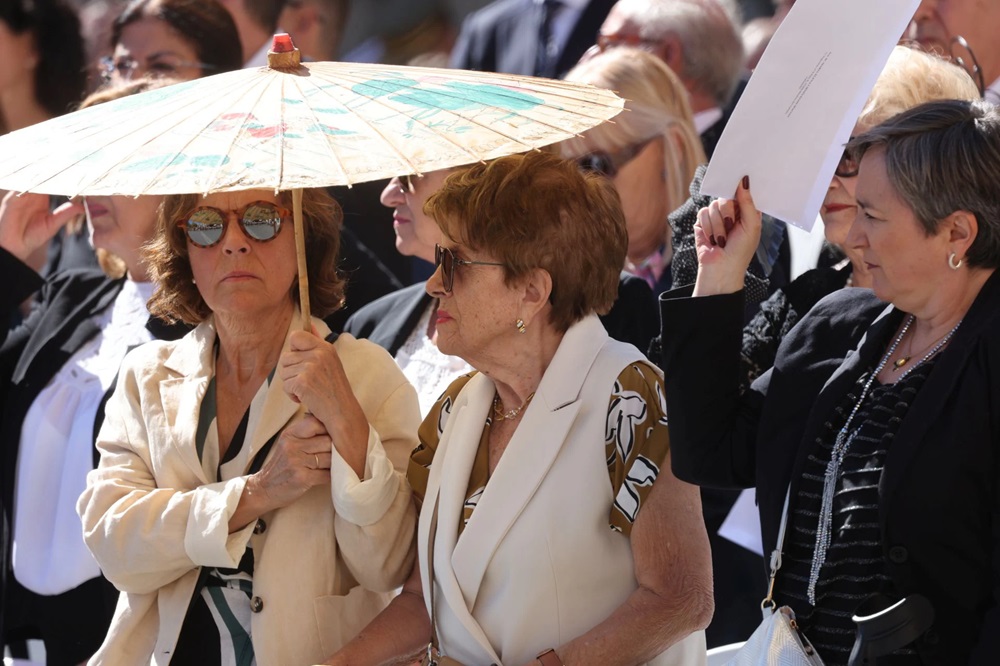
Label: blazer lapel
xmin=451 ymin=316 xmax=608 ymax=610
xmin=421 ymin=373 xmax=501 ymax=662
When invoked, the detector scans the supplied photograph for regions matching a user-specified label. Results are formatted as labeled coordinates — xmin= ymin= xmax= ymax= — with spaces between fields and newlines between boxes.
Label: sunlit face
xmin=907 ymin=0 xmax=999 ymax=86
xmin=612 ymin=136 xmax=669 ymax=263
xmin=379 ymin=171 xmax=448 ymax=263
xmin=821 ymin=123 xmax=867 ymax=248
xmin=0 ymin=19 xmax=35 ymax=94
xmin=109 ymin=17 xmax=204 ymax=84
xmin=425 ymin=239 xmax=514 ymax=365
xmin=846 ymin=148 xmax=951 ymax=310
xmin=185 ymin=189 xmax=299 ymax=319
xmin=85 ymin=195 xmax=162 ymax=272
xmin=595 ymin=7 xmax=665 ymax=61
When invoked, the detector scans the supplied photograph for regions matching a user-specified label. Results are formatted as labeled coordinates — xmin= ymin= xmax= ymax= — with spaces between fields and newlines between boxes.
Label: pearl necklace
xmin=806 ymin=313 xmax=961 ymax=605
xmin=492 ymin=391 xmax=535 ymax=421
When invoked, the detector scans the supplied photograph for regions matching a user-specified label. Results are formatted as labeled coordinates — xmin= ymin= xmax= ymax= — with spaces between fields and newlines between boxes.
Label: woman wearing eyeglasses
xmin=560 ymin=47 xmax=705 ymax=297
xmin=102 ymin=0 xmax=241 ymax=86
xmin=739 ymin=45 xmax=979 ymax=389
xmin=328 ymin=151 xmax=711 ymax=666
xmin=77 ymin=186 xmax=420 ymax=665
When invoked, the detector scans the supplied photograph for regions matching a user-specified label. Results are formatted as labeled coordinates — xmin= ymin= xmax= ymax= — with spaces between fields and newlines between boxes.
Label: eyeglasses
xmin=434 ymin=244 xmax=505 ymax=293
xmin=835 ymin=142 xmax=859 ymax=179
xmin=179 ymin=201 xmax=290 ymax=248
xmin=903 ymin=11 xmax=985 ymax=96
xmin=576 ymin=136 xmax=659 ymax=178
xmin=595 ymin=32 xmax=661 ymax=54
xmin=99 ymin=55 xmax=215 ymax=83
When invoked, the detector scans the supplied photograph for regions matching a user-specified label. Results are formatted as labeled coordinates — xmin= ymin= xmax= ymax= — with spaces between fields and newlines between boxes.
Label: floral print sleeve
xmin=606 ymin=362 xmax=671 ymax=536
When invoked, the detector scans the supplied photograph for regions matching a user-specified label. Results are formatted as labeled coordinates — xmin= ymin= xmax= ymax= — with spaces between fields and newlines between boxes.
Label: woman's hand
xmin=279 ymin=330 xmax=370 ymax=478
xmin=693 ymin=176 xmax=762 ymax=296
xmin=0 ymin=191 xmax=83 ymax=264
xmin=230 ymin=415 xmax=331 ymax=530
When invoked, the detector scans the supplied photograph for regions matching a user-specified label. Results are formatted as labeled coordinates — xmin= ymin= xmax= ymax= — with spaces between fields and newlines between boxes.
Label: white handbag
xmin=725 ymin=491 xmax=825 ymax=666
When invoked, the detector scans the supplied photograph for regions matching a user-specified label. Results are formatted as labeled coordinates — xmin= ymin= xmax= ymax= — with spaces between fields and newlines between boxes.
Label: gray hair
xmin=848 ymin=99 xmax=1000 ymax=269
xmin=614 ymin=0 xmax=744 ymax=106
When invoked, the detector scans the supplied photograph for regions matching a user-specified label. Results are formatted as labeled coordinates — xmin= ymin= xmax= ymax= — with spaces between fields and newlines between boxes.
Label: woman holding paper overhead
xmin=660 ymin=98 xmax=1000 ymax=663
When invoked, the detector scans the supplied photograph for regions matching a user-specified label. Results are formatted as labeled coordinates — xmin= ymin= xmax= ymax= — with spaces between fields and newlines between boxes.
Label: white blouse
xmin=393 ymin=304 xmax=472 ymax=416
xmin=13 ymin=279 xmax=155 ymax=595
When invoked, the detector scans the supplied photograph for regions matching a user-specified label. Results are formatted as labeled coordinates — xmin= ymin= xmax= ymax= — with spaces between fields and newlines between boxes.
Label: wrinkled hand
xmin=693 ymin=176 xmax=762 ymax=296
xmin=0 ymin=191 xmax=83 ymax=264
xmin=247 ymin=414 xmax=332 ymax=511
xmin=278 ymin=330 xmax=370 ymax=478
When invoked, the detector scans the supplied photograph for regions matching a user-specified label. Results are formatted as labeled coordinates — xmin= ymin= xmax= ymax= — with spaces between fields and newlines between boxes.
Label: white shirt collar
xmin=693 ymin=106 xmax=724 ymax=135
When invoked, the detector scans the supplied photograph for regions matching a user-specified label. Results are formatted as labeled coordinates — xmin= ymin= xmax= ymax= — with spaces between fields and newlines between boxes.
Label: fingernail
xmin=742 ymin=175 xmax=750 ymax=190
xmin=717 ymin=235 xmax=727 ymax=249
xmin=709 ymin=234 xmax=717 ymax=246
xmin=724 ymin=217 xmax=734 ymax=233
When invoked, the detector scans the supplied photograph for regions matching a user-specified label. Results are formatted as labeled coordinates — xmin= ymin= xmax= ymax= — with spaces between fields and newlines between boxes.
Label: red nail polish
xmin=717 ymin=235 xmax=727 ymax=249
xmin=709 ymin=234 xmax=717 ymax=246
xmin=742 ymin=175 xmax=750 ymax=190
xmin=724 ymin=216 xmax=734 ymax=233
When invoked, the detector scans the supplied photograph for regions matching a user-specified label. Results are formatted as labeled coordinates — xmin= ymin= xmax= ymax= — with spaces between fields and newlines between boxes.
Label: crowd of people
xmin=1 ymin=0 xmax=999 ymax=665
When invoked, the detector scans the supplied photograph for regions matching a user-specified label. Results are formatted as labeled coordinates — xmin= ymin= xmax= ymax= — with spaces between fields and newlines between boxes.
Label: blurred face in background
xmin=380 ymin=170 xmax=449 ymax=263
xmin=106 ymin=17 xmax=205 ymax=84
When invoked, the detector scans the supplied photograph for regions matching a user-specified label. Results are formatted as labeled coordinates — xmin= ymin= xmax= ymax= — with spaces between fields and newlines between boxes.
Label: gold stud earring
xmin=516 ymin=318 xmax=526 ymax=334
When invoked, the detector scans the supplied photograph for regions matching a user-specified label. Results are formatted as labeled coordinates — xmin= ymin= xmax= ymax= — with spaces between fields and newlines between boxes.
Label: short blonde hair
xmin=858 ymin=44 xmax=980 ymax=130
xmin=561 ymin=47 xmax=706 ymax=219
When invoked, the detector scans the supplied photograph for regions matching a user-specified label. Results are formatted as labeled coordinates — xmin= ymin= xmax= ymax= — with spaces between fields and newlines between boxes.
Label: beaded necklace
xmin=806 ymin=313 xmax=961 ymax=604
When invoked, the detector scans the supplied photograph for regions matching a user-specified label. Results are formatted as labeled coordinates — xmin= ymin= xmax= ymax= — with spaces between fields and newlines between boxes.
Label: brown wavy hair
xmin=144 ymin=188 xmax=345 ymax=324
xmin=425 ymin=151 xmax=627 ymax=333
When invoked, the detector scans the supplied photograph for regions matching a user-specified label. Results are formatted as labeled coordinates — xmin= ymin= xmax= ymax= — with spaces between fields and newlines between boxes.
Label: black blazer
xmin=449 ymin=0 xmax=615 ymax=79
xmin=659 ymin=274 xmax=1000 ymax=664
xmin=344 ymin=274 xmax=659 ymax=357
xmin=0 ymin=248 xmax=186 ymax=642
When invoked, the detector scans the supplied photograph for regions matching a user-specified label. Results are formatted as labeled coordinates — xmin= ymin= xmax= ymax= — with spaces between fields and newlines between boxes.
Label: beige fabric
xmin=77 ymin=315 xmax=420 ymax=665
xmin=417 ymin=315 xmax=706 ymax=666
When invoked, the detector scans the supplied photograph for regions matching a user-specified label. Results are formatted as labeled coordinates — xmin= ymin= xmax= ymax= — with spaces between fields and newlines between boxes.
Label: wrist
xmin=693 ymin=267 xmax=745 ymax=297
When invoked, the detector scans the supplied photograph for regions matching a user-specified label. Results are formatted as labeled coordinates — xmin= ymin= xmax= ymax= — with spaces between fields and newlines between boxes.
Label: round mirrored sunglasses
xmin=179 ymin=201 xmax=290 ymax=248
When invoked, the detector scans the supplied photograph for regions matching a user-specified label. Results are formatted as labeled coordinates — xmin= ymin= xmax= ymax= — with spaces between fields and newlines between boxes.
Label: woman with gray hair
xmin=661 ymin=98 xmax=1000 ymax=663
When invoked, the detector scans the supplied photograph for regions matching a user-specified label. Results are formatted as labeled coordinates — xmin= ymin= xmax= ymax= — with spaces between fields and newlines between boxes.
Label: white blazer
xmin=78 ymin=315 xmax=420 ymax=665
xmin=418 ymin=315 xmax=706 ymax=665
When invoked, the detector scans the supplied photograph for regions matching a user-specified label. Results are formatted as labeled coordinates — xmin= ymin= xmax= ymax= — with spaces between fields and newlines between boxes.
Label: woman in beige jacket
xmin=77 ymin=187 xmax=420 ymax=665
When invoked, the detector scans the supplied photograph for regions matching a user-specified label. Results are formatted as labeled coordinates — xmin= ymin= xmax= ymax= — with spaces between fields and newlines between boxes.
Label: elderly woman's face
xmin=185 ymin=189 xmax=298 ymax=319
xmin=425 ymin=239 xmax=514 ymax=363
xmin=846 ymin=148 xmax=952 ymax=309
xmin=821 ymin=123 xmax=867 ymax=248
xmin=85 ymin=194 xmax=162 ymax=266
xmin=379 ymin=170 xmax=448 ymax=263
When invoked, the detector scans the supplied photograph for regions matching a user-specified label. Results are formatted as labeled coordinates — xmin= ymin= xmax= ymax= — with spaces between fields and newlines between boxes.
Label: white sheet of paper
xmin=718 ymin=488 xmax=764 ymax=556
xmin=700 ymin=0 xmax=921 ymax=230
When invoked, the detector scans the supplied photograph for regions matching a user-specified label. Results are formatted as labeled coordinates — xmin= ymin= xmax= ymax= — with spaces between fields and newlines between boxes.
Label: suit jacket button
xmin=253 ymin=519 xmax=266 ymax=534
xmin=250 ymin=596 xmax=264 ymax=613
xmin=888 ymin=545 xmax=909 ymax=563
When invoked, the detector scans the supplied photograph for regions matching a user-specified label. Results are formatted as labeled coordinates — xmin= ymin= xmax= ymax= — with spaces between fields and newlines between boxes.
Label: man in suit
xmin=594 ymin=0 xmax=745 ymax=158
xmin=450 ymin=0 xmax=616 ymax=79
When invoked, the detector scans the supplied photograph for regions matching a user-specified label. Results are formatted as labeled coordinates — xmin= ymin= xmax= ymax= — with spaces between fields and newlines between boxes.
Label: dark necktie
xmin=535 ymin=0 xmax=562 ymax=78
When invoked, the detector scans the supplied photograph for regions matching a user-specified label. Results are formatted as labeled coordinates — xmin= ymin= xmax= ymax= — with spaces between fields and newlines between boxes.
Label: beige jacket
xmin=77 ymin=316 xmax=420 ymax=665
xmin=419 ymin=316 xmax=706 ymax=665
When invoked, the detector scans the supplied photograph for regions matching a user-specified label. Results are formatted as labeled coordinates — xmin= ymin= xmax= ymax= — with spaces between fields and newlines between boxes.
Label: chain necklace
xmin=492 ymin=391 xmax=535 ymax=421
xmin=807 ymin=313 xmax=961 ymax=605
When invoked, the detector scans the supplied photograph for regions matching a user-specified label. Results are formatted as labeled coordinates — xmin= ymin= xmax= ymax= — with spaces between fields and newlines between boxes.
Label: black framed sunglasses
xmin=179 ymin=201 xmax=290 ymax=248
xmin=835 ymin=141 xmax=859 ymax=179
xmin=434 ymin=244 xmax=505 ymax=293
xmin=576 ymin=135 xmax=658 ymax=179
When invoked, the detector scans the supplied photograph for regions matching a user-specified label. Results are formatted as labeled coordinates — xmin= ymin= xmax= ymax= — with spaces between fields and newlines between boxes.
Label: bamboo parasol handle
xmin=292 ymin=188 xmax=311 ymax=331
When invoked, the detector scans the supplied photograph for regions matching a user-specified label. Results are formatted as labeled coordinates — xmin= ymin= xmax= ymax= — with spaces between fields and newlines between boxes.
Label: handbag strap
xmin=762 ymin=487 xmax=791 ymax=610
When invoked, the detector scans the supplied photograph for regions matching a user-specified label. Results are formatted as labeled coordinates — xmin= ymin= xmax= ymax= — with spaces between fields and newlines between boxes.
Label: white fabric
xmin=694 ymin=106 xmax=724 ymax=135
xmin=13 ymin=280 xmax=153 ymax=595
xmin=394 ymin=304 xmax=473 ymax=416
xmin=984 ymin=75 xmax=1000 ymax=106
xmin=418 ymin=315 xmax=706 ymax=665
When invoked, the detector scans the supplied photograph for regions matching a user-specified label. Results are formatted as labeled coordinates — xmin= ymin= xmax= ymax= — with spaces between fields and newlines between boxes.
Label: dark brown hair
xmin=425 ymin=151 xmax=627 ymax=332
xmin=145 ymin=187 xmax=345 ymax=324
